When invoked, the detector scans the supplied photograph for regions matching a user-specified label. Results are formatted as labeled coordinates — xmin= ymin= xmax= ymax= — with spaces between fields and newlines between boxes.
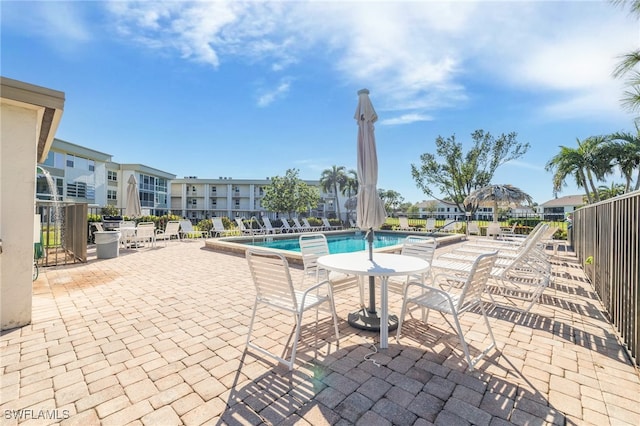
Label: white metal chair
xmin=280 ymin=218 xmax=298 ymax=233
xmin=302 ymin=218 xmax=322 ymax=232
xmin=387 ymin=236 xmax=437 ymax=297
xmin=156 ymin=220 xmax=181 ymax=245
xmin=134 ymin=222 xmax=156 ymax=248
xmin=235 ymin=217 xmax=265 ymax=236
xmin=179 ymin=220 xmax=207 ymax=239
xmin=299 ymin=233 xmax=364 ymax=307
xmin=397 ymin=217 xmax=412 ymax=231
xmin=245 ymin=248 xmax=340 ymax=370
xmin=262 ymin=217 xmax=281 ymax=234
xmin=397 ymin=251 xmax=499 ymax=371
xmin=210 ymin=217 xmax=237 ymax=237
xmin=321 ymin=217 xmax=342 ymax=231
xmin=424 ymin=218 xmax=436 ymax=233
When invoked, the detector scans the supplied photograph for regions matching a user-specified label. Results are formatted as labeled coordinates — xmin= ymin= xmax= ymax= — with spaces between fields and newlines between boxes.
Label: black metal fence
xmin=573 ymin=190 xmax=639 ymax=366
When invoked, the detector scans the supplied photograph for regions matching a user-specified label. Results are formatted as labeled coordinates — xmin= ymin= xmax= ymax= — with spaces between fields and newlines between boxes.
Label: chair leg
xmin=450 ymin=312 xmax=475 ymax=370
xmin=328 ymin=290 xmax=340 ymax=342
xmin=245 ymin=299 xmax=259 ymax=348
xmin=288 ymin=311 xmax=305 ymax=371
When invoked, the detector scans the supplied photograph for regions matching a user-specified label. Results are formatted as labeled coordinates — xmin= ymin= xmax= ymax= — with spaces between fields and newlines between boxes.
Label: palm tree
xmin=612 ymin=0 xmax=640 ymax=114
xmin=545 ymin=136 xmax=612 ymax=203
xmin=597 ymin=182 xmax=626 ymax=200
xmin=320 ymin=165 xmax=347 ymax=222
xmin=341 ymin=169 xmax=358 ymax=220
xmin=610 ymin=127 xmax=640 ymax=191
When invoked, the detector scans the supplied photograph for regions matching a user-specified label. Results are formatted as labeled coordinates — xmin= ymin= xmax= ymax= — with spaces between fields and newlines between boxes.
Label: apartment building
xmin=38 ymin=139 xmax=346 ymax=221
xmin=170 ymin=176 xmax=344 ymax=221
xmin=37 ymin=139 xmax=175 ymax=216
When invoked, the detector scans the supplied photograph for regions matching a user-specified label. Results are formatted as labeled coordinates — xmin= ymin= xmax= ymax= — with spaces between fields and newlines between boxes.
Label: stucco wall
xmin=0 ymin=102 xmax=39 ymax=329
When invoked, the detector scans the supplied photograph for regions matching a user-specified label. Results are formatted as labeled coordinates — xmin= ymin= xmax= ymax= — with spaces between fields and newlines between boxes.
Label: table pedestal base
xmin=348 ymin=309 xmax=398 ymax=332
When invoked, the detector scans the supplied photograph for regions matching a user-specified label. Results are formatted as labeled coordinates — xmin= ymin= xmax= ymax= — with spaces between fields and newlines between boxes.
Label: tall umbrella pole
xmin=348 ymin=89 xmax=395 ymax=331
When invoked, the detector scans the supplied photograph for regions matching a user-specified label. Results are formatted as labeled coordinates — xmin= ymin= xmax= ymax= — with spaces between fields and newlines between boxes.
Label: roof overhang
xmin=1 ymin=76 xmax=65 ymax=162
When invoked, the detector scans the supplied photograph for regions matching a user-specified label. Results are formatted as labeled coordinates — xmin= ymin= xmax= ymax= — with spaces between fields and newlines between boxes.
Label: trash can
xmin=94 ymin=231 xmax=120 ymax=259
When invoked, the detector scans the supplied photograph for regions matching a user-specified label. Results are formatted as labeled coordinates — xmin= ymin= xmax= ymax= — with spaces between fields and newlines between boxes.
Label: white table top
xmin=317 ymin=252 xmax=430 ymax=277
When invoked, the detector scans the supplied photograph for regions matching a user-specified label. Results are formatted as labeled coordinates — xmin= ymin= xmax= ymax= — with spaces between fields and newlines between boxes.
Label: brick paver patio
xmin=1 ymin=237 xmax=639 ymax=425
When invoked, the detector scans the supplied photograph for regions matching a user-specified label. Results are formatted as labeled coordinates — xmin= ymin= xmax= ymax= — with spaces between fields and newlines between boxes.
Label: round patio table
xmin=317 ymin=252 xmax=430 ymax=349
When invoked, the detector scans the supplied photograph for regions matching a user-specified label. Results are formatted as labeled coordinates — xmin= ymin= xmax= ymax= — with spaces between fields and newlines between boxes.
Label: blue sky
xmin=2 ymin=1 xmax=637 ymax=205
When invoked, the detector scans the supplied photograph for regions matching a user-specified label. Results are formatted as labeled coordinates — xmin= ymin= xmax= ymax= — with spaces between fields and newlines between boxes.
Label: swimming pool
xmin=204 ymin=230 xmax=465 ymax=265
xmin=246 ymin=231 xmax=411 ymax=253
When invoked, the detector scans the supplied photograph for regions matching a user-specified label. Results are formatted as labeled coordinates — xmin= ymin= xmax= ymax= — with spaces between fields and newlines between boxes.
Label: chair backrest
xmin=350 ymin=219 xmax=357 ymax=228
xmin=425 ymin=218 xmax=436 ymax=231
xmin=299 ymin=233 xmax=329 ymax=280
xmin=235 ymin=218 xmax=247 ymax=230
xmin=163 ymin=221 xmax=181 ymax=236
xmin=246 ymin=248 xmax=298 ymax=311
xmin=302 ymin=218 xmax=314 ymax=229
xmin=136 ymin=222 xmax=155 ymax=238
xmin=468 ymin=222 xmax=480 ymax=235
xmin=401 ymin=236 xmax=437 ymax=264
xmin=458 ymin=251 xmax=498 ymax=311
xmin=212 ymin=217 xmax=226 ymax=231
xmin=179 ymin=220 xmax=194 ymax=232
xmin=321 ymin=218 xmax=331 ymax=228
xmin=281 ymin=218 xmax=293 ymax=230
xmin=486 ymin=222 xmax=501 ymax=236
xmin=121 ymin=220 xmax=136 ymax=228
xmin=292 ymin=218 xmax=304 ymax=229
xmin=263 ymin=217 xmax=275 ymax=230
xmin=94 ymin=222 xmax=104 ymax=232
xmin=399 ymin=217 xmax=409 ymax=228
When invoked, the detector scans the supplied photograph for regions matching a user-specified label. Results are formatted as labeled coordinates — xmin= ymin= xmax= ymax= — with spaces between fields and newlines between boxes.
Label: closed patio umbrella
xmin=464 ymin=184 xmax=532 ymax=222
xmin=125 ymin=175 xmax=142 ymax=218
xmin=356 ymin=89 xmax=387 ymax=235
xmin=350 ymin=88 xmax=389 ymax=331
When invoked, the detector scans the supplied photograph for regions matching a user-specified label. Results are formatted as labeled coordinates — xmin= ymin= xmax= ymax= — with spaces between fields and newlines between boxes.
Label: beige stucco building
xmin=1 ymin=77 xmax=65 ymax=330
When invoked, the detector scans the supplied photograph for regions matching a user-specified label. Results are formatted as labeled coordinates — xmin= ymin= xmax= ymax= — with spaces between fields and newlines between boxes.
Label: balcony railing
xmin=573 ymin=190 xmax=639 ymax=365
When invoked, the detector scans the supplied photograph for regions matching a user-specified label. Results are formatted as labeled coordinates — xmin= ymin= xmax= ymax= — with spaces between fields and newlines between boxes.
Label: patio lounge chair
xmin=424 ymin=218 xmax=436 ymax=233
xmin=179 ymin=220 xmax=207 ymax=239
xmin=397 ymin=217 xmax=412 ymax=231
xmin=292 ymin=218 xmax=310 ymax=232
xmin=432 ymin=226 xmax=551 ymax=313
xmin=299 ymin=233 xmax=364 ymax=307
xmin=302 ymin=217 xmax=322 ymax=232
xmin=321 ymin=217 xmax=342 ymax=231
xmin=467 ymin=221 xmax=481 ymax=236
xmin=262 ymin=217 xmax=281 ymax=234
xmin=397 ymin=251 xmax=499 ymax=371
xmin=235 ymin=217 xmax=264 ymax=236
xmin=280 ymin=218 xmax=298 ymax=233
xmin=210 ymin=217 xmax=237 ymax=237
xmin=245 ymin=248 xmax=340 ymax=370
xmin=156 ymin=220 xmax=181 ymax=245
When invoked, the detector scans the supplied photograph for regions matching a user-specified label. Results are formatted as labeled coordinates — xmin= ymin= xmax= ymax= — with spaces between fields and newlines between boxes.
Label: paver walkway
xmin=1 ymin=238 xmax=639 ymax=425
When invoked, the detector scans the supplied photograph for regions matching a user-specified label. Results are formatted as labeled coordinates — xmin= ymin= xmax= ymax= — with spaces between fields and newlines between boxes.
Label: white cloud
xmin=2 ymin=1 xmax=92 ymax=46
xmin=380 ymin=114 xmax=433 ymax=126
xmin=101 ymin=1 xmax=636 ymax=120
xmin=257 ymin=79 xmax=291 ymax=107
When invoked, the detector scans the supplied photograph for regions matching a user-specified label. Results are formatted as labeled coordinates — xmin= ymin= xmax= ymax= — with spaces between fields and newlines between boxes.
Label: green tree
xmin=320 ymin=165 xmax=347 ymax=222
xmin=612 ymin=0 xmax=640 ymax=115
xmin=410 ymin=130 xmax=530 ymax=213
xmin=341 ymin=169 xmax=358 ymax=220
xmin=262 ymin=169 xmax=320 ymax=218
xmin=610 ymin=127 xmax=640 ymax=191
xmin=378 ymin=189 xmax=404 ymax=216
xmin=545 ymin=136 xmax=612 ymax=203
xmin=597 ymin=182 xmax=626 ymax=200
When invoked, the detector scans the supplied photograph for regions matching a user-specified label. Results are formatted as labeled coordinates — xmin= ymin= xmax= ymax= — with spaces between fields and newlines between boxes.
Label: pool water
xmin=246 ymin=231 xmax=410 ymax=253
